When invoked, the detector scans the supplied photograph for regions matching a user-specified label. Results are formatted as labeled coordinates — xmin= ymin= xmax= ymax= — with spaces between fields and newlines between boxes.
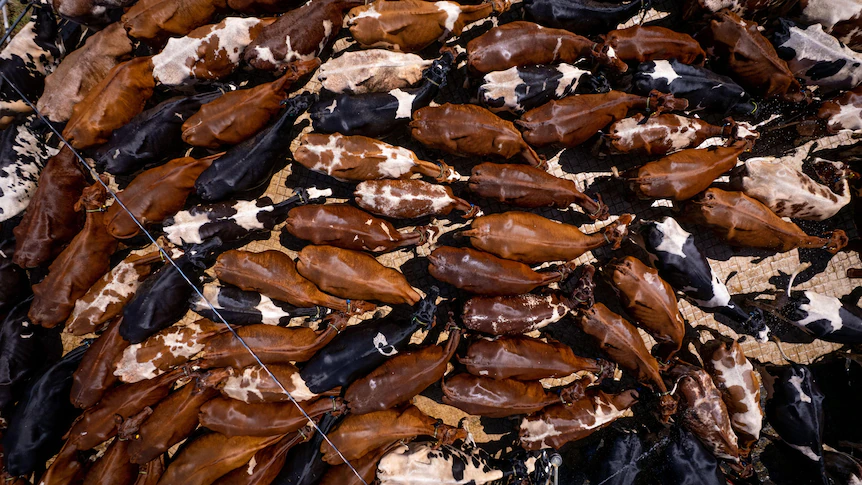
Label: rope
xmin=0 ymin=9 xmax=368 ymax=482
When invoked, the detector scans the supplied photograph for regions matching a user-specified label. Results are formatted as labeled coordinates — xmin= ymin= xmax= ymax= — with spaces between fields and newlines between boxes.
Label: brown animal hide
xmin=467 ymin=21 xmax=626 ymax=74
xmin=460 ymin=335 xmax=607 ymax=381
xmin=344 ymin=329 xmax=462 ymax=414
xmin=683 ymin=188 xmax=848 ymax=253
xmin=603 ymin=25 xmax=705 ymax=65
xmin=607 ymin=256 xmax=685 ymax=360
xmin=518 ymin=90 xmax=688 ymax=148
xmin=468 ymin=163 xmax=607 ymax=219
xmin=428 ymin=246 xmax=577 ymax=296
xmin=284 ymin=204 xmax=431 ymax=253
xmin=63 ymin=57 xmax=156 ymax=149
xmin=462 ymin=212 xmax=632 ymax=264
xmin=13 ymin=146 xmax=88 ymax=268
xmin=29 ymin=182 xmax=118 ymax=328
xmin=104 ymin=155 xmax=218 ymax=239
xmin=38 ymin=23 xmax=133 ymax=123
xmin=411 ymin=103 xmax=544 ymax=168
xmin=295 ymin=245 xmax=421 ymax=305
xmin=244 ymin=0 xmax=363 ymax=71
xmin=347 ymin=0 xmax=499 ymax=52
xmin=182 ymin=59 xmax=319 ymax=148
xmin=214 ymin=249 xmax=375 ymax=313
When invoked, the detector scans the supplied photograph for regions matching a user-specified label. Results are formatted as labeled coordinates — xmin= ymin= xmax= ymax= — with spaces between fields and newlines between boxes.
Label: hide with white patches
xmin=765 ymin=363 xmax=827 ymax=476
xmin=519 ymin=389 xmax=639 ymax=450
xmin=355 ymin=179 xmax=479 ymax=219
xmin=702 ymin=339 xmax=762 ymax=452
xmin=299 ymin=289 xmax=437 ymax=394
xmin=165 ymin=188 xmax=328 ymax=246
xmin=113 ymin=319 xmax=225 ymax=383
xmin=195 ymin=93 xmax=314 ymax=202
xmin=518 ymin=90 xmax=688 ymax=148
xmin=0 ymin=6 xmax=63 ymax=125
xmin=378 ymin=443 xmax=537 ymax=485
xmin=733 ymin=157 xmax=851 ymax=221
xmin=479 ymin=63 xmax=609 ymax=114
xmin=781 ymin=290 xmax=862 ymax=344
xmin=606 ymin=113 xmax=737 ymax=156
xmin=635 ymin=217 xmax=770 ymax=342
xmin=294 ymin=133 xmax=458 ymax=183
xmin=244 ymin=0 xmax=362 ymax=71
xmin=634 ymin=59 xmax=755 ymax=115
xmin=667 ymin=362 xmax=741 ymax=464
xmin=347 ymin=0 xmax=498 ymax=53
xmin=152 ymin=17 xmax=274 ymax=86
xmin=66 ymin=251 xmax=163 ymax=336
xmin=775 ymin=20 xmax=862 ymax=92
xmin=318 ymin=49 xmax=431 ymax=94
xmin=219 ymin=362 xmax=317 ymax=403
xmin=799 ymin=0 xmax=862 ymax=50
xmin=311 ymin=52 xmax=452 ymax=136
xmin=817 ymin=84 xmax=862 ymax=132
xmin=191 ymin=284 xmax=325 ymax=326
xmin=0 ymin=116 xmax=60 ymax=223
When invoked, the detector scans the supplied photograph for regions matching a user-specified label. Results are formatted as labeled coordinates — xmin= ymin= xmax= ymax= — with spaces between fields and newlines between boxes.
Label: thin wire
xmin=0 ymin=10 xmax=367 ymax=482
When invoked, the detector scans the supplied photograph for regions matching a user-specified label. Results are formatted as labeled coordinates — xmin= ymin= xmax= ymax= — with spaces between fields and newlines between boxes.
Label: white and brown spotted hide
xmin=152 ymin=16 xmax=273 ymax=85
xmin=735 ymin=157 xmax=850 ymax=221
xmin=377 ymin=443 xmax=523 ymax=485
xmin=318 ymin=49 xmax=432 ymax=94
